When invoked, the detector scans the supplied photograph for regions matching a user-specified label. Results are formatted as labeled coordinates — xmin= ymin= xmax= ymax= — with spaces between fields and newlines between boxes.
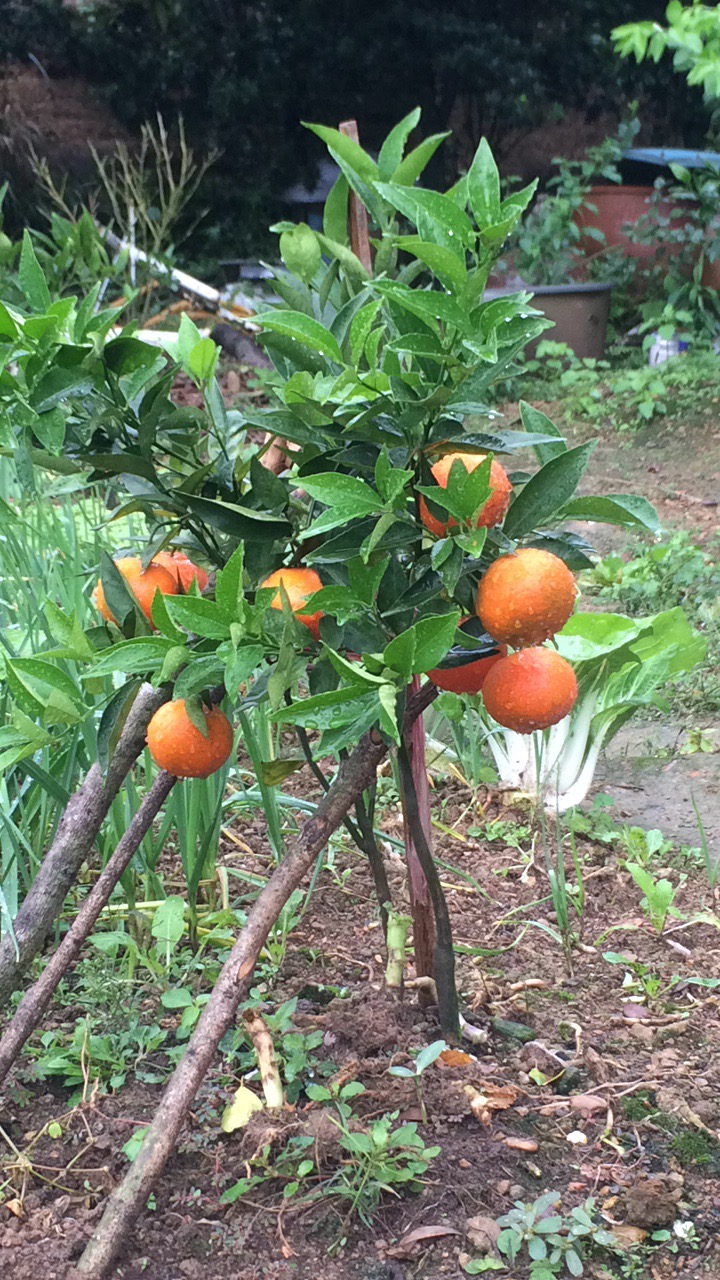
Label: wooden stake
xmin=339 ymin=119 xmax=373 ymax=273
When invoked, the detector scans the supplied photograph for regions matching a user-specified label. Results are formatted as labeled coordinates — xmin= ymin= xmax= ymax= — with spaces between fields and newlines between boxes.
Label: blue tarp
xmin=623 ymin=147 xmax=720 ymax=170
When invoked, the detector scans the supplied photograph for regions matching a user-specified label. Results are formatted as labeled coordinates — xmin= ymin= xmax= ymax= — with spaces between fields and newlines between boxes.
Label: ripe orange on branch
xmin=419 ymin=451 xmax=512 ymax=538
xmin=92 ymin=556 xmax=177 ymax=627
xmin=153 ymin=550 xmax=209 ymax=594
xmin=482 ymin=647 xmax=578 ymax=733
xmin=260 ymin=566 xmax=323 ymax=640
xmin=427 ymin=619 xmax=507 ymax=694
xmin=146 ymin=700 xmax=234 ymax=778
xmin=476 ymin=547 xmax=576 ymax=648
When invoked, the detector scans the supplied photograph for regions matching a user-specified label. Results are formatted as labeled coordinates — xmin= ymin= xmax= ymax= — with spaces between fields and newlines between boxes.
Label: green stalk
xmin=385 ymin=908 xmax=412 ymax=989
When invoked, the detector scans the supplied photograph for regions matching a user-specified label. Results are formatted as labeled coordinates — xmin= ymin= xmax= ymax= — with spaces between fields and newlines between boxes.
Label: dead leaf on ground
xmin=466 ymin=1214 xmax=501 ymax=1253
xmin=611 ymin=1224 xmax=648 ymax=1249
xmin=385 ymin=1224 xmax=460 ymax=1258
xmin=463 ymin=1081 xmax=519 ymax=1125
xmin=5 ymin=1199 xmax=23 ymax=1218
xmin=439 ymin=1048 xmax=476 ymax=1068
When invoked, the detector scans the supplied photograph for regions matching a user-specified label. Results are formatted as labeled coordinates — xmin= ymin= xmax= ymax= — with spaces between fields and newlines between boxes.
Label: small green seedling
xmin=626 ymin=862 xmax=677 ymax=933
xmin=388 ymin=1040 xmax=446 ymax=1123
xmin=497 ymin=1192 xmax=616 ymax=1277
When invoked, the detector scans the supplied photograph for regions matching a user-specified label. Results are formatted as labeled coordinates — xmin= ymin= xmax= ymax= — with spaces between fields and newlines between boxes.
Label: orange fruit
xmin=482 ymin=647 xmax=578 ymax=733
xmin=427 ymin=618 xmax=507 ymax=694
xmin=153 ymin=550 xmax=209 ymax=594
xmin=427 ymin=646 xmax=507 ymax=695
xmin=146 ymin=699 xmax=234 ymax=778
xmin=260 ymin=567 xmax=323 ymax=640
xmin=93 ymin=556 xmax=177 ymax=627
xmin=419 ymin=451 xmax=512 ymax=537
xmin=476 ymin=548 xmax=576 ymax=648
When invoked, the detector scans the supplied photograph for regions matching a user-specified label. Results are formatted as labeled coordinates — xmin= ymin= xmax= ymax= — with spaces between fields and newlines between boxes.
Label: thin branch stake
xmin=0 ymin=771 xmax=177 ymax=1087
xmin=0 ymin=682 xmax=169 ymax=1006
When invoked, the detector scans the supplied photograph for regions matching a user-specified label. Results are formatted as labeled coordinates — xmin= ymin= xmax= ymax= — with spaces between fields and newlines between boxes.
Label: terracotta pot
xmin=575 ymin=184 xmax=692 ymax=262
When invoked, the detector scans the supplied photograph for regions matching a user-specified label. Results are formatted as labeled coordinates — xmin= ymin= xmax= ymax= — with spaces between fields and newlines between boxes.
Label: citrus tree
xmin=0 ymin=109 xmax=672 ymax=1275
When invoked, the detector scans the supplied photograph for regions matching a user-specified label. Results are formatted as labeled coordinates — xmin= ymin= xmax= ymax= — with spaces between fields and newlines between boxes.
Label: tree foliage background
xmin=0 ymin=0 xmax=713 ymax=260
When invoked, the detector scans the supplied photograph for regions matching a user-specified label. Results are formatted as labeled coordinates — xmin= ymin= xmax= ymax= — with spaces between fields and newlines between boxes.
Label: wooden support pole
xmin=339 ymin=119 xmax=373 ymax=273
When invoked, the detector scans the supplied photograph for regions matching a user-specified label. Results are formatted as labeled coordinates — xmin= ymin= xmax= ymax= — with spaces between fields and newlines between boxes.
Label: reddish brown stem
xmin=401 ymin=675 xmax=436 ymax=1000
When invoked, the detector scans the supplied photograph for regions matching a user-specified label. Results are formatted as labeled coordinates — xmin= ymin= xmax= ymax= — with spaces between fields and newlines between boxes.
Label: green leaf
xmin=555 ymin=612 xmax=651 ymax=665
xmin=259 ymin=758 xmax=305 ymax=785
xmin=299 ymin=473 xmax=381 ymax=539
xmin=90 ymin=637 xmax=177 ymax=676
xmin=392 ymin=132 xmax=451 ymax=185
xmin=6 ymin=657 xmax=85 ymax=724
xmin=270 ymin=685 xmax=370 ymax=726
xmin=280 ymin=223 xmax=322 ymax=283
xmin=503 ymin=441 xmax=597 ymax=539
xmin=302 ymin=122 xmax=384 ymax=224
xmin=558 ymin=493 xmax=661 ymax=533
xmin=164 ymin=596 xmax=231 ymax=640
xmin=519 ymin=400 xmax=567 ymax=464
xmin=383 ymin=610 xmax=460 ymax=677
xmin=32 ymin=408 xmax=66 ymax=455
xmin=31 ymin=368 xmax=96 ymax=414
xmin=180 ymin=495 xmax=290 ymax=543
xmin=323 ymin=174 xmax=350 ymax=243
xmin=97 ymin=680 xmax=143 ymax=773
xmin=173 ymin=657 xmax=226 ymax=701
xmin=43 ymin=601 xmax=94 ymax=660
xmin=224 ymin=644 xmax=264 ymax=694
xmin=398 ymin=238 xmax=467 ymax=293
xmin=151 ymin=896 xmax=186 ymax=958
xmin=81 ymin=453 xmax=159 ymax=484
xmin=215 ymin=544 xmax=245 ymax=622
xmin=378 ymin=107 xmax=422 ymax=179
xmin=314 ymin=233 xmax=370 ymax=280
xmin=375 ymin=183 xmax=474 ymax=255
xmin=150 ymin=589 xmax=187 ymax=643
xmin=254 ymin=309 xmax=343 ymax=364
xmin=187 ymin=337 xmax=220 ymax=383
xmin=19 ymin=230 xmax=51 ymax=310
xmin=375 ymin=450 xmax=413 ymax=504
xmin=467 ymin=138 xmax=501 ymax=228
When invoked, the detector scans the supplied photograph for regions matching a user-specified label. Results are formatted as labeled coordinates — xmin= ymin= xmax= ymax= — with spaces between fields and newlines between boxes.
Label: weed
xmin=26 ymin=1013 xmax=168 ymax=1098
xmin=387 ymin=1039 xmax=446 ymax=1123
xmin=626 ymin=863 xmax=677 ymax=933
xmin=220 ymin=1077 xmax=440 ymax=1244
xmin=496 ymin=1191 xmax=617 ymax=1276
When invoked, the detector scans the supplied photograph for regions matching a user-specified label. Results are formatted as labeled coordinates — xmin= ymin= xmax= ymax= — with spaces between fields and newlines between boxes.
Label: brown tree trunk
xmin=0 ymin=682 xmax=168 ymax=1006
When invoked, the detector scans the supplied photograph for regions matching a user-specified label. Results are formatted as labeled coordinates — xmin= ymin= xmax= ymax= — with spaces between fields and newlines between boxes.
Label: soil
xmin=2 ymin=397 xmax=720 ymax=1279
